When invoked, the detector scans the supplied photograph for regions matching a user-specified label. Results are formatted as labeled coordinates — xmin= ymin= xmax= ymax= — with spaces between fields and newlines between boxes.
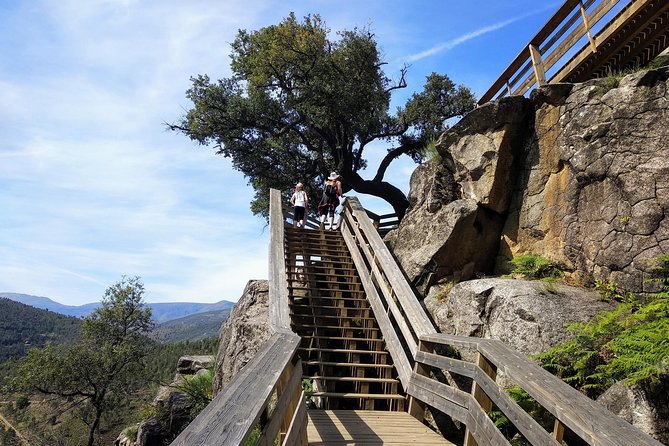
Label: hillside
xmin=0 ymin=293 xmax=235 ymax=323
xmin=151 ymin=308 xmax=232 ymax=343
xmin=0 ymin=298 xmax=82 ymax=362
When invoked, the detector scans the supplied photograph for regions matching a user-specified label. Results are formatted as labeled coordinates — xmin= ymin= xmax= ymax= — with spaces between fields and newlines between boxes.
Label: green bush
xmin=175 ymin=369 xmax=214 ymax=419
xmin=594 ymin=279 xmax=637 ymax=305
xmin=420 ymin=138 xmax=441 ymax=162
xmin=536 ymin=255 xmax=669 ymax=397
xmin=509 ymin=254 xmax=564 ymax=280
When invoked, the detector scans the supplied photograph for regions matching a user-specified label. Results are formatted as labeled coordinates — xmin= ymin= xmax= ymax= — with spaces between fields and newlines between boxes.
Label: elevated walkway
xmin=172 ymin=189 xmax=663 ymax=446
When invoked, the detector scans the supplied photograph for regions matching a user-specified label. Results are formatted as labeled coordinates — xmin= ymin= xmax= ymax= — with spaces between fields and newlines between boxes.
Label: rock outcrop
xmin=425 ymin=278 xmax=614 ymax=358
xmin=597 ymin=380 xmax=669 ymax=445
xmin=116 ymin=355 xmax=214 ymax=446
xmin=212 ymin=279 xmax=271 ymax=395
xmin=389 ymin=67 xmax=669 ymax=295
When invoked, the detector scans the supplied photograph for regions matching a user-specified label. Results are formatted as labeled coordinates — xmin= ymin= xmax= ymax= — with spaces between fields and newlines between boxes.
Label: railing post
xmin=464 ymin=350 xmax=498 ymax=446
xmin=529 ymin=44 xmax=547 ymax=87
xmin=579 ymin=0 xmax=598 ymax=53
xmin=553 ymin=419 xmax=566 ymax=443
xmin=408 ymin=340 xmax=433 ymax=422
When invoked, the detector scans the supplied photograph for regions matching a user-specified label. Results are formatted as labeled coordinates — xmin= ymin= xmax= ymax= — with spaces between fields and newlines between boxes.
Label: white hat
xmin=328 ymin=172 xmax=339 ymax=180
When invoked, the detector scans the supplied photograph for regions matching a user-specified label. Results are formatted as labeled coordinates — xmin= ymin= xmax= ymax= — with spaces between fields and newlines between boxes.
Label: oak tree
xmin=170 ymin=13 xmax=476 ymax=218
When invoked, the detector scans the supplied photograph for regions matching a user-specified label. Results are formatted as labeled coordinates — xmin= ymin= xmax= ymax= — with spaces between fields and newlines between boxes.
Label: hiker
xmin=290 ymin=182 xmax=309 ymax=228
xmin=317 ymin=172 xmax=342 ymax=230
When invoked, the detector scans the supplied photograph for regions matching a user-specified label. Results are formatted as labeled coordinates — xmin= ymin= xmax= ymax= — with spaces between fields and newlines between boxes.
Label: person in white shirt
xmin=290 ymin=182 xmax=309 ymax=228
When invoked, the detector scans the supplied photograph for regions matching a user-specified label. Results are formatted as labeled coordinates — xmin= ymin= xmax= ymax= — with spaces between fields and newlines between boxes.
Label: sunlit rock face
xmin=389 ymin=67 xmax=669 ymax=295
xmin=212 ymin=279 xmax=270 ymax=395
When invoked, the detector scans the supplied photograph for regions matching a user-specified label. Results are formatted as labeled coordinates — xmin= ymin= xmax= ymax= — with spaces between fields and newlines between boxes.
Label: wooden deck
xmin=307 ymin=410 xmax=456 ymax=445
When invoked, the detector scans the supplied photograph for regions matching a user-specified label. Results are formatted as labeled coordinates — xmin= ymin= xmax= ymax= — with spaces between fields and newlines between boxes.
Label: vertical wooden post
xmin=553 ymin=418 xmax=566 ymax=443
xmin=464 ymin=352 xmax=498 ymax=446
xmin=529 ymin=44 xmax=547 ymax=87
xmin=579 ymin=0 xmax=597 ymax=53
xmin=408 ymin=340 xmax=432 ymax=422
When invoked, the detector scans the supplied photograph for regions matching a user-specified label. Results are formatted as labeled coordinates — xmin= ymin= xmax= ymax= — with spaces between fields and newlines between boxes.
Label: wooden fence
xmin=478 ymin=0 xmax=667 ymax=105
xmin=339 ymin=195 xmax=663 ymax=446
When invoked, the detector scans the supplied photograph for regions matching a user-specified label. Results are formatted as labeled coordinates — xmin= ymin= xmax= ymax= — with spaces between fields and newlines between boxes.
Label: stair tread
xmin=299 ymin=347 xmax=388 ymax=354
xmin=295 ymin=324 xmax=379 ymax=330
xmin=290 ymin=304 xmax=370 ymax=310
xmin=303 ymin=376 xmax=398 ymax=383
xmin=303 ymin=361 xmax=393 ymax=368
xmin=302 ymin=335 xmax=382 ymax=341
xmin=305 ymin=392 xmax=405 ymax=399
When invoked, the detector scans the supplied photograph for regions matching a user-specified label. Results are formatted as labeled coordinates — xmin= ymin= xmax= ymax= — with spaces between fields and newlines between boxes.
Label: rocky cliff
xmin=212 ymin=279 xmax=271 ymax=395
xmin=387 ymin=66 xmax=669 ymax=443
xmin=389 ymin=66 xmax=669 ymax=295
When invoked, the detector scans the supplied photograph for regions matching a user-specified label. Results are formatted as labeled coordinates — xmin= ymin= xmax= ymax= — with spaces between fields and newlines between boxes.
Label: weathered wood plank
xmin=420 ymin=333 xmax=486 ymax=350
xmin=256 ymin=359 xmax=304 ymax=446
xmin=282 ymin=391 xmax=308 ymax=446
xmin=269 ymin=189 xmax=292 ymax=332
xmin=478 ymin=340 xmax=663 ymax=446
xmin=345 ymin=197 xmax=436 ymax=338
xmin=171 ymin=333 xmax=300 ymax=446
xmin=407 ymin=373 xmax=470 ymax=424
xmin=473 ymin=367 xmax=560 ymax=446
xmin=415 ymin=350 xmax=477 ymax=379
xmin=340 ymin=219 xmax=413 ymax=385
xmin=466 ymin=404 xmax=512 ymax=446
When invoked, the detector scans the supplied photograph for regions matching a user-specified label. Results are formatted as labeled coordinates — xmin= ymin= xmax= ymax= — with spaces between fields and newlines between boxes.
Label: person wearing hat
xmin=317 ymin=172 xmax=342 ymax=230
xmin=290 ymin=182 xmax=309 ymax=228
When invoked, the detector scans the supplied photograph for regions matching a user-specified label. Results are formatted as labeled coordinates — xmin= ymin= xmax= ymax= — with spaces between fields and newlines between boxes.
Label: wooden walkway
xmin=307 ymin=410 xmax=455 ymax=445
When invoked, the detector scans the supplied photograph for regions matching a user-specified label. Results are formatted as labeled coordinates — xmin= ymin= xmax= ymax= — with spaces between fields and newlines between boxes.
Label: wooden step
xmin=305 ymin=392 xmax=405 ymax=399
xmin=301 ymin=335 xmax=382 ymax=342
xmin=290 ymin=295 xmax=368 ymax=302
xmin=299 ymin=348 xmax=388 ymax=355
xmin=290 ymin=304 xmax=370 ymax=311
xmin=295 ymin=324 xmax=379 ymax=331
xmin=292 ymin=314 xmax=376 ymax=321
xmin=303 ymin=361 xmax=393 ymax=368
xmin=286 ymin=271 xmax=360 ymax=279
xmin=285 ymin=262 xmax=356 ymax=270
xmin=288 ymin=284 xmax=365 ymax=299
xmin=307 ymin=410 xmax=455 ymax=445
xmin=304 ymin=376 xmax=398 ymax=383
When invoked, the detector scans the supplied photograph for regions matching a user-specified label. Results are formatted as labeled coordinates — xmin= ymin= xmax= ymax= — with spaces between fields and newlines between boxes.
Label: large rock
xmin=392 ymin=67 xmax=669 ymax=295
xmin=501 ymin=67 xmax=669 ymax=291
xmin=597 ymin=380 xmax=669 ymax=444
xmin=387 ymin=96 xmax=532 ymax=294
xmin=424 ymin=278 xmax=614 ymax=357
xmin=212 ymin=279 xmax=271 ymax=394
xmin=176 ymin=355 xmax=214 ymax=374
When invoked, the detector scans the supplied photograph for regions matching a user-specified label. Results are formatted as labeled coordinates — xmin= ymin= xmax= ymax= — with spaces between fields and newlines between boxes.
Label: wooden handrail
xmin=478 ymin=0 xmax=625 ymax=104
xmin=172 ymin=189 xmax=306 ymax=446
xmin=337 ymin=196 xmax=662 ymax=446
xmin=413 ymin=335 xmax=663 ymax=446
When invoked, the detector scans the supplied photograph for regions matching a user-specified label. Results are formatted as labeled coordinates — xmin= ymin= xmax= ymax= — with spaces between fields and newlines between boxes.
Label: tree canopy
xmin=170 ymin=13 xmax=476 ymax=218
xmin=9 ymin=277 xmax=153 ymax=446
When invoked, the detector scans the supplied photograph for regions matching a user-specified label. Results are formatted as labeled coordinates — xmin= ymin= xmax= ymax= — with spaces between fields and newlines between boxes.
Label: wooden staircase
xmin=284 ymin=227 xmax=405 ymax=411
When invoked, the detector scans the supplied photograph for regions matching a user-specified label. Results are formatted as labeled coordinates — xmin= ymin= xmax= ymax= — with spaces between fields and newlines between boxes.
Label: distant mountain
xmin=0 ymin=298 xmax=82 ymax=361
xmin=150 ymin=308 xmax=232 ymax=343
xmin=0 ymin=293 xmax=236 ymax=323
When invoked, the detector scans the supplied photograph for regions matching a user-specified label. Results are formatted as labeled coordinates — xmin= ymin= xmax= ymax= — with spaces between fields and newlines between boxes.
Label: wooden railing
xmin=171 ymin=189 xmax=306 ymax=446
xmin=478 ymin=0 xmax=628 ymax=105
xmin=174 ymin=191 xmax=662 ymax=445
xmin=340 ymin=195 xmax=663 ymax=446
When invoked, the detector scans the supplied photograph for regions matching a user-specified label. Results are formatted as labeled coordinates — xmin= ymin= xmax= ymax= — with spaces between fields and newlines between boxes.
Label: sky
xmin=0 ymin=0 xmax=565 ymax=306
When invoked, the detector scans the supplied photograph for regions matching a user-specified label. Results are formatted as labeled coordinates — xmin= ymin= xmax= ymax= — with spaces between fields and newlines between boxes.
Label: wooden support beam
xmin=464 ymin=352 xmax=498 ymax=446
xmin=529 ymin=44 xmax=547 ymax=87
xmin=580 ymin=0 xmax=598 ymax=52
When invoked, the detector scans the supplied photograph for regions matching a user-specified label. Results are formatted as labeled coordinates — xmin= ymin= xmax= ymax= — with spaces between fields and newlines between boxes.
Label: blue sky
xmin=0 ymin=0 xmax=562 ymax=305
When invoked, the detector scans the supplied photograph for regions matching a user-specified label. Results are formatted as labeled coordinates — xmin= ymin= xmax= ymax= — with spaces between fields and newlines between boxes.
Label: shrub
xmin=536 ymin=255 xmax=669 ymax=397
xmin=174 ymin=369 xmax=214 ymax=419
xmin=594 ymin=279 xmax=637 ymax=305
xmin=420 ymin=138 xmax=441 ymax=162
xmin=509 ymin=254 xmax=564 ymax=280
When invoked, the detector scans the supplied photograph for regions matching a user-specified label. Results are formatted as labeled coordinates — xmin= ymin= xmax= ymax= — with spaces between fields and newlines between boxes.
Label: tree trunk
xmin=345 ymin=173 xmax=410 ymax=219
xmin=86 ymin=407 xmax=103 ymax=446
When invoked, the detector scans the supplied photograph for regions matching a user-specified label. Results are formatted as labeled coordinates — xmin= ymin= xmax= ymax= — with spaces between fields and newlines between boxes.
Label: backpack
xmin=324 ymin=180 xmax=338 ymax=197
